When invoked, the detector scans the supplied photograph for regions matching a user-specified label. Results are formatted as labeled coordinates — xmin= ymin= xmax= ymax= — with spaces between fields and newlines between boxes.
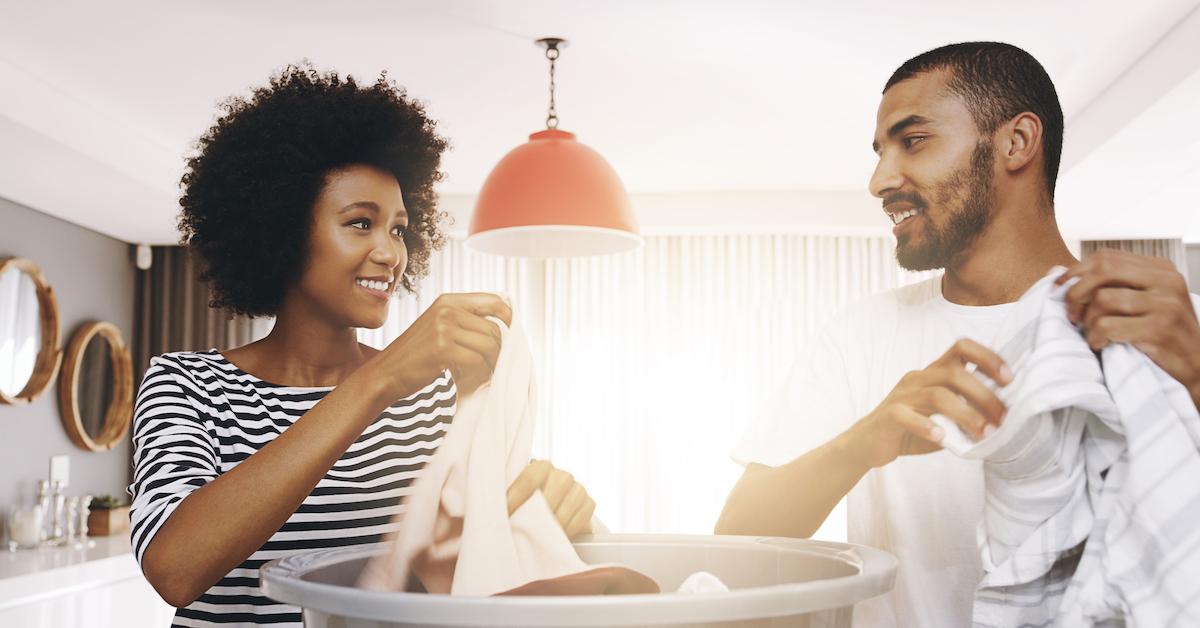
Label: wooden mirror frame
xmin=0 ymin=257 xmax=62 ymax=405
xmin=57 ymin=321 xmax=134 ymax=451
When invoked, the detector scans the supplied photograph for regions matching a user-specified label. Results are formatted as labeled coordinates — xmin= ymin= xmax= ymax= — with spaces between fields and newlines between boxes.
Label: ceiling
xmin=1 ymin=0 xmax=1198 ymax=244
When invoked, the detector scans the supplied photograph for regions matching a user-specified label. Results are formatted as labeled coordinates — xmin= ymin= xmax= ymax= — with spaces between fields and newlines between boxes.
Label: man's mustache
xmin=882 ymin=191 xmax=926 ymax=210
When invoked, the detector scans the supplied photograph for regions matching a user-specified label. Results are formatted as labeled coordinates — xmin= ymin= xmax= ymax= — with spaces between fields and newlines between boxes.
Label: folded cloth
xmin=358 ymin=314 xmax=658 ymax=596
xmin=934 ymin=268 xmax=1200 ymax=627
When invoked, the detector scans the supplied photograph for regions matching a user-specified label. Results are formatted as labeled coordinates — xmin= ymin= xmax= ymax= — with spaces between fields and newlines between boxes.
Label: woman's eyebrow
xmin=338 ymin=201 xmax=381 ymax=214
xmin=338 ymin=201 xmax=408 ymax=224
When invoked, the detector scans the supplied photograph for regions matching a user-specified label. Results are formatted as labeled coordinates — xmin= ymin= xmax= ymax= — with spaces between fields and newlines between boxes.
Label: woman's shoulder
xmin=135 ymin=351 xmax=232 ymax=423
xmin=144 ymin=349 xmax=242 ymax=391
xmin=149 ymin=348 xmax=227 ymax=373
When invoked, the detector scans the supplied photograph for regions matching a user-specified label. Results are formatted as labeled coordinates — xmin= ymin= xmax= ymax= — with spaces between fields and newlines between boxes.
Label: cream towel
xmin=358 ymin=316 xmax=606 ymax=595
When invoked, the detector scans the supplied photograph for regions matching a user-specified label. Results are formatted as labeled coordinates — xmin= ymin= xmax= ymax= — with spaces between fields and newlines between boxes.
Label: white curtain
xmin=361 ymin=234 xmax=931 ymax=535
xmin=1081 ymin=238 xmax=1191 ymax=282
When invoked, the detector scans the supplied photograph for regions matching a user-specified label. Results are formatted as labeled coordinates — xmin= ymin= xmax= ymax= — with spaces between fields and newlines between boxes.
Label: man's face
xmin=870 ymin=70 xmax=997 ymax=271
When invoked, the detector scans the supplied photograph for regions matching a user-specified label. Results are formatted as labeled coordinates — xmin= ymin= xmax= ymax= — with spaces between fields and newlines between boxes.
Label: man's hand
xmin=843 ymin=339 xmax=1012 ymax=469
xmin=1056 ymin=249 xmax=1200 ymax=409
xmin=505 ymin=460 xmax=596 ymax=539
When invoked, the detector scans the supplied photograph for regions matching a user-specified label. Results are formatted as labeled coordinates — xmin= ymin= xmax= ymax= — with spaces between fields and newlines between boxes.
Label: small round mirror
xmin=78 ymin=333 xmax=115 ymax=440
xmin=0 ymin=257 xmax=61 ymax=405
xmin=58 ymin=322 xmax=133 ymax=451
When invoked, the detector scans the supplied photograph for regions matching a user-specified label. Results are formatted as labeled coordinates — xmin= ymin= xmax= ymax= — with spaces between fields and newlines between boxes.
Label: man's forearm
xmin=715 ymin=431 xmax=869 ymax=538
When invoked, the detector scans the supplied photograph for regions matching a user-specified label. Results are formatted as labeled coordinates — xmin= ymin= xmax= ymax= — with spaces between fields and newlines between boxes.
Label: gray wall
xmin=1 ymin=195 xmax=136 ymax=517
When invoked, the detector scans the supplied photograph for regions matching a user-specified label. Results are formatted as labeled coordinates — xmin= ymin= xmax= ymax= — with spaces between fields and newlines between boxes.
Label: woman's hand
xmin=506 ymin=460 xmax=596 ymax=539
xmin=371 ymin=293 xmax=512 ymax=399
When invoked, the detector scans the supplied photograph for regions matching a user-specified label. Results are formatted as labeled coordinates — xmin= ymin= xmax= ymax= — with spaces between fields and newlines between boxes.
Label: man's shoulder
xmin=839 ymin=275 xmax=942 ymax=319
xmin=810 ymin=276 xmax=942 ymax=353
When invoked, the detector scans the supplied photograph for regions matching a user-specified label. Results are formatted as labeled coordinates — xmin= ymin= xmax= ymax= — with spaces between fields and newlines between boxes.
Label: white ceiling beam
xmin=0 ymin=56 xmax=179 ymax=244
xmin=1061 ymin=2 xmax=1200 ymax=172
xmin=0 ymin=114 xmax=179 ymax=244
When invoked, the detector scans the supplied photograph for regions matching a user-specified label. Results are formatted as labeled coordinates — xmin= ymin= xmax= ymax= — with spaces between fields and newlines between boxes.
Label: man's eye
xmin=348 ymin=218 xmax=370 ymax=230
xmin=903 ymin=136 xmax=927 ymax=149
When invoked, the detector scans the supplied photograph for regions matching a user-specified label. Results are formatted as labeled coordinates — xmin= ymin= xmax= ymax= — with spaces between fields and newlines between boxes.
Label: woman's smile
xmin=356 ymin=276 xmax=393 ymax=300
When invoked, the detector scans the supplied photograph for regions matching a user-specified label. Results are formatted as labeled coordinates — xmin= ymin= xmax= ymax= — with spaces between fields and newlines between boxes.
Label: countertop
xmin=0 ymin=535 xmax=142 ymax=610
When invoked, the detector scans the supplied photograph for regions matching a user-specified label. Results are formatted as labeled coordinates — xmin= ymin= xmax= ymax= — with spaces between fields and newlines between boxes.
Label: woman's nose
xmin=370 ymin=233 xmax=402 ymax=268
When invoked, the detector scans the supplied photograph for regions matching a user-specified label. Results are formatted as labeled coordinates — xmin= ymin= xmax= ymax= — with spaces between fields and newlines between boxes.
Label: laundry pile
xmin=357 ymin=314 xmax=658 ymax=596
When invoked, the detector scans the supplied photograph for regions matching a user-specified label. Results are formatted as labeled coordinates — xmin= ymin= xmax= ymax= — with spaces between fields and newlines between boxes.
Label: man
xmin=716 ymin=42 xmax=1200 ymax=627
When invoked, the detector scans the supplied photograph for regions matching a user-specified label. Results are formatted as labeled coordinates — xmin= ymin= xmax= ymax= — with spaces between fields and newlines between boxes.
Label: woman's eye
xmin=903 ymin=136 xmax=927 ymax=149
xmin=348 ymin=218 xmax=370 ymax=230
xmin=391 ymin=225 xmax=406 ymax=238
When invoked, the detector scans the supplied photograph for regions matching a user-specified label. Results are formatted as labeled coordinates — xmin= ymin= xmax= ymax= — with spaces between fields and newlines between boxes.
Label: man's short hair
xmin=885 ymin=42 xmax=1064 ymax=199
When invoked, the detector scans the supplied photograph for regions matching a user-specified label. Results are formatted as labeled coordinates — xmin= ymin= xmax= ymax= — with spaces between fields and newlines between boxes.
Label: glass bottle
xmin=35 ymin=479 xmax=51 ymax=544
xmin=48 ymin=479 xmax=66 ymax=546
xmin=75 ymin=495 xmax=93 ymax=547
xmin=63 ymin=497 xmax=79 ymax=542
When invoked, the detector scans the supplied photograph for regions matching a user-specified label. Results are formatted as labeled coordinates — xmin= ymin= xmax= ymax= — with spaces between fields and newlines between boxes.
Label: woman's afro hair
xmin=178 ymin=62 xmax=448 ymax=317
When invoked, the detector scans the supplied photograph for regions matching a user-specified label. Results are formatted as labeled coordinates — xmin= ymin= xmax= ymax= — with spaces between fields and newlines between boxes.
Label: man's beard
xmin=895 ymin=142 xmax=995 ymax=271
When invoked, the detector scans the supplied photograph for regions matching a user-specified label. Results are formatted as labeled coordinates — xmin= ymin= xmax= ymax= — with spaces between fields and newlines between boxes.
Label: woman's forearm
xmin=140 ymin=370 xmax=395 ymax=607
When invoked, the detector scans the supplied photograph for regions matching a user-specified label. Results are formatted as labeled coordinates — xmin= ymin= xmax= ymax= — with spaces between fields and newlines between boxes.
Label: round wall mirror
xmin=0 ymin=257 xmax=61 ymax=405
xmin=58 ymin=321 xmax=133 ymax=451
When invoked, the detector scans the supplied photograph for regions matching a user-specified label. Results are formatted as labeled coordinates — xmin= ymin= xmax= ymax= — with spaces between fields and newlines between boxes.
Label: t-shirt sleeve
xmin=731 ymin=323 xmax=858 ymax=468
xmin=127 ymin=356 xmax=220 ymax=567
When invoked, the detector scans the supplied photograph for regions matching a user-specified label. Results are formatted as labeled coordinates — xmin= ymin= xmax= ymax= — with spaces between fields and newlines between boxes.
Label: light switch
xmin=49 ymin=455 xmax=70 ymax=488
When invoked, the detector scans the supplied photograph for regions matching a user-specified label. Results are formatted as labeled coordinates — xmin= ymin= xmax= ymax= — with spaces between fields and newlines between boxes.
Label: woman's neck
xmin=228 ymin=307 xmax=374 ymax=388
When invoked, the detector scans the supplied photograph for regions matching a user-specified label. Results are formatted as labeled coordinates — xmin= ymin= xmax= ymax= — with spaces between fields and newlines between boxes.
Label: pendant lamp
xmin=467 ymin=38 xmax=641 ymax=258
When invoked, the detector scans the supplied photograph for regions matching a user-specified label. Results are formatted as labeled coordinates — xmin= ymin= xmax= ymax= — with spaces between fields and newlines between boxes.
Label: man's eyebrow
xmin=872 ymin=114 xmax=933 ymax=154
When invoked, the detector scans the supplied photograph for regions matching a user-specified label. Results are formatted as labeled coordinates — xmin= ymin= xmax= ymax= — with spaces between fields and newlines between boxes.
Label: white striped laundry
xmin=932 ymin=267 xmax=1200 ymax=627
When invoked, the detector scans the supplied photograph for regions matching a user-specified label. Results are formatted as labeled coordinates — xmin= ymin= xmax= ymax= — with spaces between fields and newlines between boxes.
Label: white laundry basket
xmin=260 ymin=534 xmax=896 ymax=627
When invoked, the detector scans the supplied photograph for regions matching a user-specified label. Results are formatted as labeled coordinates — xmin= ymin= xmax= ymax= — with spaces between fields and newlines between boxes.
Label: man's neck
xmin=942 ymin=204 xmax=1077 ymax=306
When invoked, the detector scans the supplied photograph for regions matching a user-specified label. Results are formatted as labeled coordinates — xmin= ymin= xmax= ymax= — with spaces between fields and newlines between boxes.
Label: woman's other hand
xmin=506 ymin=460 xmax=596 ymax=539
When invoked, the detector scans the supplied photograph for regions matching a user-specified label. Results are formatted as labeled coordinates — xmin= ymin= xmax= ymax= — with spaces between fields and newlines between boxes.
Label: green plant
xmin=90 ymin=494 xmax=127 ymax=510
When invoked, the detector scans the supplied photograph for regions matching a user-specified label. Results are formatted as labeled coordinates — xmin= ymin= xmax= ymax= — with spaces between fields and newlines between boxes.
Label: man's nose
xmin=869 ymin=153 xmax=903 ymax=199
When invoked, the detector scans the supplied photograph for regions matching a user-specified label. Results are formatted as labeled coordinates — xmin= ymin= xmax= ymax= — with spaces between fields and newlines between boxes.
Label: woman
xmin=128 ymin=64 xmax=595 ymax=627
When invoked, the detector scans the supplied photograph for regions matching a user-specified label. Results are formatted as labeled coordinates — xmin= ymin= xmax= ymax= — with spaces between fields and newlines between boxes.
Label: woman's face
xmin=293 ymin=164 xmax=409 ymax=330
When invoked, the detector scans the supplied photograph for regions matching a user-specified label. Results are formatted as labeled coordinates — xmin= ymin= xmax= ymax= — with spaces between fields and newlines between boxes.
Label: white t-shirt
xmin=732 ymin=276 xmax=1017 ymax=628
xmin=733 ymin=275 xmax=1200 ymax=627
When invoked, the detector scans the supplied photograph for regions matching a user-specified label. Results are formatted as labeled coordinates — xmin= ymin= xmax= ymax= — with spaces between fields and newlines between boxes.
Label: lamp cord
xmin=546 ymin=45 xmax=559 ymax=129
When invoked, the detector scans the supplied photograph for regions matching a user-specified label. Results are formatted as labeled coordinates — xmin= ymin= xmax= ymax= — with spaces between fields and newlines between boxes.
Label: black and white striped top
xmin=127 ymin=350 xmax=455 ymax=627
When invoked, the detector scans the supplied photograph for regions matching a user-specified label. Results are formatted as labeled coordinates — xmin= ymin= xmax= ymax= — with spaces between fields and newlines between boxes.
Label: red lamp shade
xmin=467 ymin=129 xmax=641 ymax=258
